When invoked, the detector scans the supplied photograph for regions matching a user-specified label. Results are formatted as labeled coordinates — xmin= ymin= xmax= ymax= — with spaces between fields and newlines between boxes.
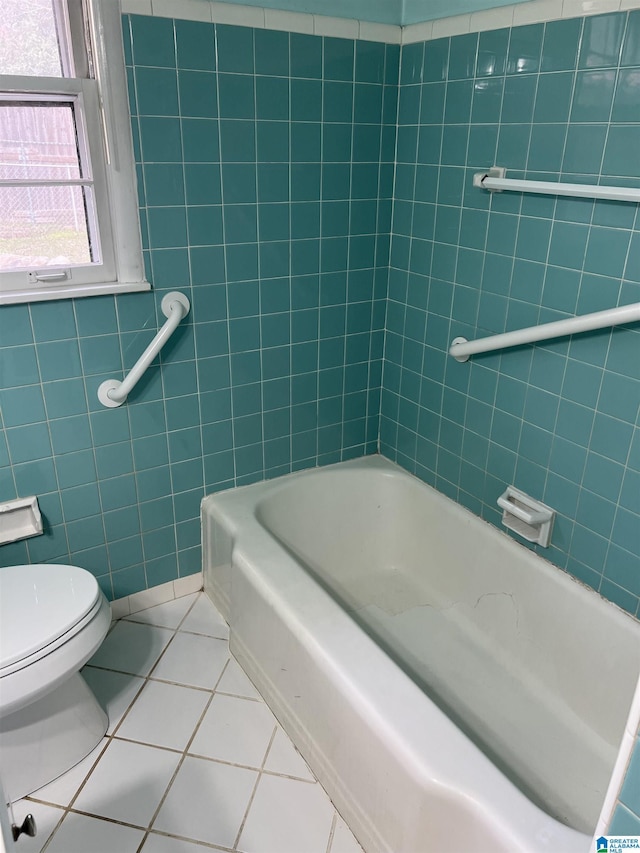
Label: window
xmin=0 ymin=0 xmax=149 ymax=304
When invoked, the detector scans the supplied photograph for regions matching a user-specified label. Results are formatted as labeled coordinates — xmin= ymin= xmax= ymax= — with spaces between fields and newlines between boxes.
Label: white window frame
xmin=0 ymin=0 xmax=149 ymax=304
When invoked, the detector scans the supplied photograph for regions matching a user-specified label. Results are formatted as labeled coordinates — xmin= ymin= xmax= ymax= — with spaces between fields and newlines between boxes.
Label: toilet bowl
xmin=0 ymin=564 xmax=111 ymax=802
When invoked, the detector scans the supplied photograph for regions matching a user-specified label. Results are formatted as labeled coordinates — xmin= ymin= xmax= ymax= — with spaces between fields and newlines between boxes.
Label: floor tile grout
xmin=23 ymin=592 xmax=360 ymax=853
xmin=143 ymin=829 xmax=233 ymax=851
xmin=142 ymin=650 xmax=233 ymax=846
xmin=36 ymin=595 xmax=203 ymax=849
xmin=231 ymin=724 xmax=278 ymax=851
xmin=326 ymin=812 xmax=339 ymax=853
xmin=36 ymin=594 xmax=212 ymax=851
xmin=125 ymin=617 xmax=229 ymax=642
xmin=28 ymin=741 xmax=319 ymax=808
xmin=28 ymin=806 xmax=65 ymax=853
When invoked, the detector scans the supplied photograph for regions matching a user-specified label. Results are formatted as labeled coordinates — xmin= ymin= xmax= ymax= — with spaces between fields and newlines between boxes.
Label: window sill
xmin=0 ymin=279 xmax=151 ymax=305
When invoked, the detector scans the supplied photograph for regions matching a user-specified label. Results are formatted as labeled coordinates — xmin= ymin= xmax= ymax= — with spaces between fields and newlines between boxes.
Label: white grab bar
xmin=473 ymin=167 xmax=640 ymax=204
xmin=98 ymin=291 xmax=190 ymax=407
xmin=450 ymin=302 xmax=640 ymax=362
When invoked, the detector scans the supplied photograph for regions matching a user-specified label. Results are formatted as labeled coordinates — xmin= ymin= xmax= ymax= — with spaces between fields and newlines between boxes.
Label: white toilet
xmin=0 ymin=564 xmax=111 ymax=802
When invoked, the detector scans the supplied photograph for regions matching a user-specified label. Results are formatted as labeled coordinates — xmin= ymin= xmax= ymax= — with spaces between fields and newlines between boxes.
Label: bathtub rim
xmin=203 ymin=453 xmax=639 ymax=639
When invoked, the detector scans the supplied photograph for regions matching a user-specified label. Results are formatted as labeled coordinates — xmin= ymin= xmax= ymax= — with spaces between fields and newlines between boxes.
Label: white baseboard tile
xmin=173 ymin=571 xmax=204 ymax=598
xmin=126 ymin=581 xmax=175 ymax=615
xmin=209 ymin=0 xmax=266 ymax=27
xmin=313 ymin=14 xmax=360 ymax=39
xmin=110 ymin=597 xmax=133 ymax=620
xmin=151 ymin=0 xmax=212 ymax=21
xmin=121 ymin=0 xmax=152 ymax=14
xmin=562 ymin=0 xmax=623 ymax=14
xmin=264 ymin=8 xmax=313 ymax=33
xmin=110 ymin=572 xmax=203 ymax=620
xmin=402 ymin=0 xmax=640 ymax=42
xmin=512 ymin=0 xmax=557 ymax=24
xmin=359 ymin=21 xmax=402 ymax=44
xmin=431 ymin=14 xmax=472 ymax=38
xmin=469 ymin=7 xmax=514 ymax=30
xmin=401 ymin=20 xmax=433 ymax=43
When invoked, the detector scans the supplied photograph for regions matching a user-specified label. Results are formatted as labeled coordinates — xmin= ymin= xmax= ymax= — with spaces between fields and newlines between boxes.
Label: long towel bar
xmin=98 ymin=291 xmax=190 ymax=407
xmin=449 ymin=302 xmax=640 ymax=362
xmin=474 ymin=167 xmax=640 ymax=204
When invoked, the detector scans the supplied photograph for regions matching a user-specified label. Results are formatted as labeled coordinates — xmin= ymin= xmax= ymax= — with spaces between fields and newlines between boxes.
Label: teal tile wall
xmin=0 ymin=15 xmax=398 ymax=600
xmin=382 ymin=11 xmax=640 ymax=618
xmin=0 ymin=9 xmax=638 ymax=621
xmin=609 ymin=730 xmax=640 ymax=835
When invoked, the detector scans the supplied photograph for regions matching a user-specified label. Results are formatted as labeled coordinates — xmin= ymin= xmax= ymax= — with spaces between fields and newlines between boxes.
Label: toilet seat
xmin=0 ymin=563 xmax=111 ymax=800
xmin=0 ymin=565 xmax=111 ymax=718
xmin=0 ymin=564 xmax=101 ymax=672
xmin=0 ymin=596 xmax=104 ymax=678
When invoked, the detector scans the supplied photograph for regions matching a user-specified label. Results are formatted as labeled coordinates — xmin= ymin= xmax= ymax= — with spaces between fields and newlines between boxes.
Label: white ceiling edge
xmin=122 ymin=0 xmax=640 ymax=44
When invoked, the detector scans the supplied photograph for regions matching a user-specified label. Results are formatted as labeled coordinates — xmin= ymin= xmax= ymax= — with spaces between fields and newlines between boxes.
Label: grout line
xmin=231 ymin=724 xmax=278 ymax=849
xmin=142 ymin=829 xmax=233 ymax=851
xmin=37 ymin=737 xmax=113 ymax=816
xmin=259 ymin=766 xmax=317 ymax=784
xmin=23 ymin=805 xmax=66 ymax=853
xmin=325 ymin=812 xmax=339 ymax=853
xmin=142 ymin=733 xmax=205 ymax=833
xmin=22 ymin=594 xmax=360 ymax=851
xmin=111 ymin=734 xmax=187 ymax=754
xmin=55 ymin=807 xmax=151 ymax=831
xmin=39 ymin=809 xmax=138 ymax=852
xmin=144 ymin=650 xmax=232 ymax=838
xmin=36 ymin=594 xmax=205 ymax=834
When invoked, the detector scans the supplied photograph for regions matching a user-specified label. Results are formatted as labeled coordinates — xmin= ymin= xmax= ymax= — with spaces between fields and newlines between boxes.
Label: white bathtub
xmin=202 ymin=455 xmax=640 ymax=853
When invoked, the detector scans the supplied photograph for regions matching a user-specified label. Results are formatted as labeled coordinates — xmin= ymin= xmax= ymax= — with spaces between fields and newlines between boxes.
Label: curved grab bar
xmin=98 ymin=291 xmax=190 ymax=408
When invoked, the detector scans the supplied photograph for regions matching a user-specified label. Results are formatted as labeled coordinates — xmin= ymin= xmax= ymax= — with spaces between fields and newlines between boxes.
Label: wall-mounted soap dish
xmin=497 ymin=486 xmax=554 ymax=547
xmin=0 ymin=496 xmax=43 ymax=545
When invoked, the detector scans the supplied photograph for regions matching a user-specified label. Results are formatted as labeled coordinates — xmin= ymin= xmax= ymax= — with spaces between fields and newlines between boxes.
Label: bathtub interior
xmin=253 ymin=460 xmax=639 ymax=835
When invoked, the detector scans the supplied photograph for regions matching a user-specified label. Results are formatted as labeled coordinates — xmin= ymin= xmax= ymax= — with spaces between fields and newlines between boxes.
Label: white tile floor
xmin=13 ymin=592 xmax=364 ymax=853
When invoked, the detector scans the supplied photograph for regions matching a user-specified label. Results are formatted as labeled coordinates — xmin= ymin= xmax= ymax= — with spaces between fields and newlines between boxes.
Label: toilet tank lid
xmin=0 ymin=564 xmax=101 ymax=669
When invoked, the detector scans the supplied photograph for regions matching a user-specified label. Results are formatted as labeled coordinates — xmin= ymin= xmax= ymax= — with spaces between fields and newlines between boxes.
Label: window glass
xmin=0 ymin=99 xmax=97 ymax=272
xmin=0 ymin=0 xmax=66 ymax=77
xmin=0 ymin=0 xmax=148 ymax=302
xmin=0 ymin=185 xmax=92 ymax=270
xmin=0 ymin=102 xmax=82 ymax=180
